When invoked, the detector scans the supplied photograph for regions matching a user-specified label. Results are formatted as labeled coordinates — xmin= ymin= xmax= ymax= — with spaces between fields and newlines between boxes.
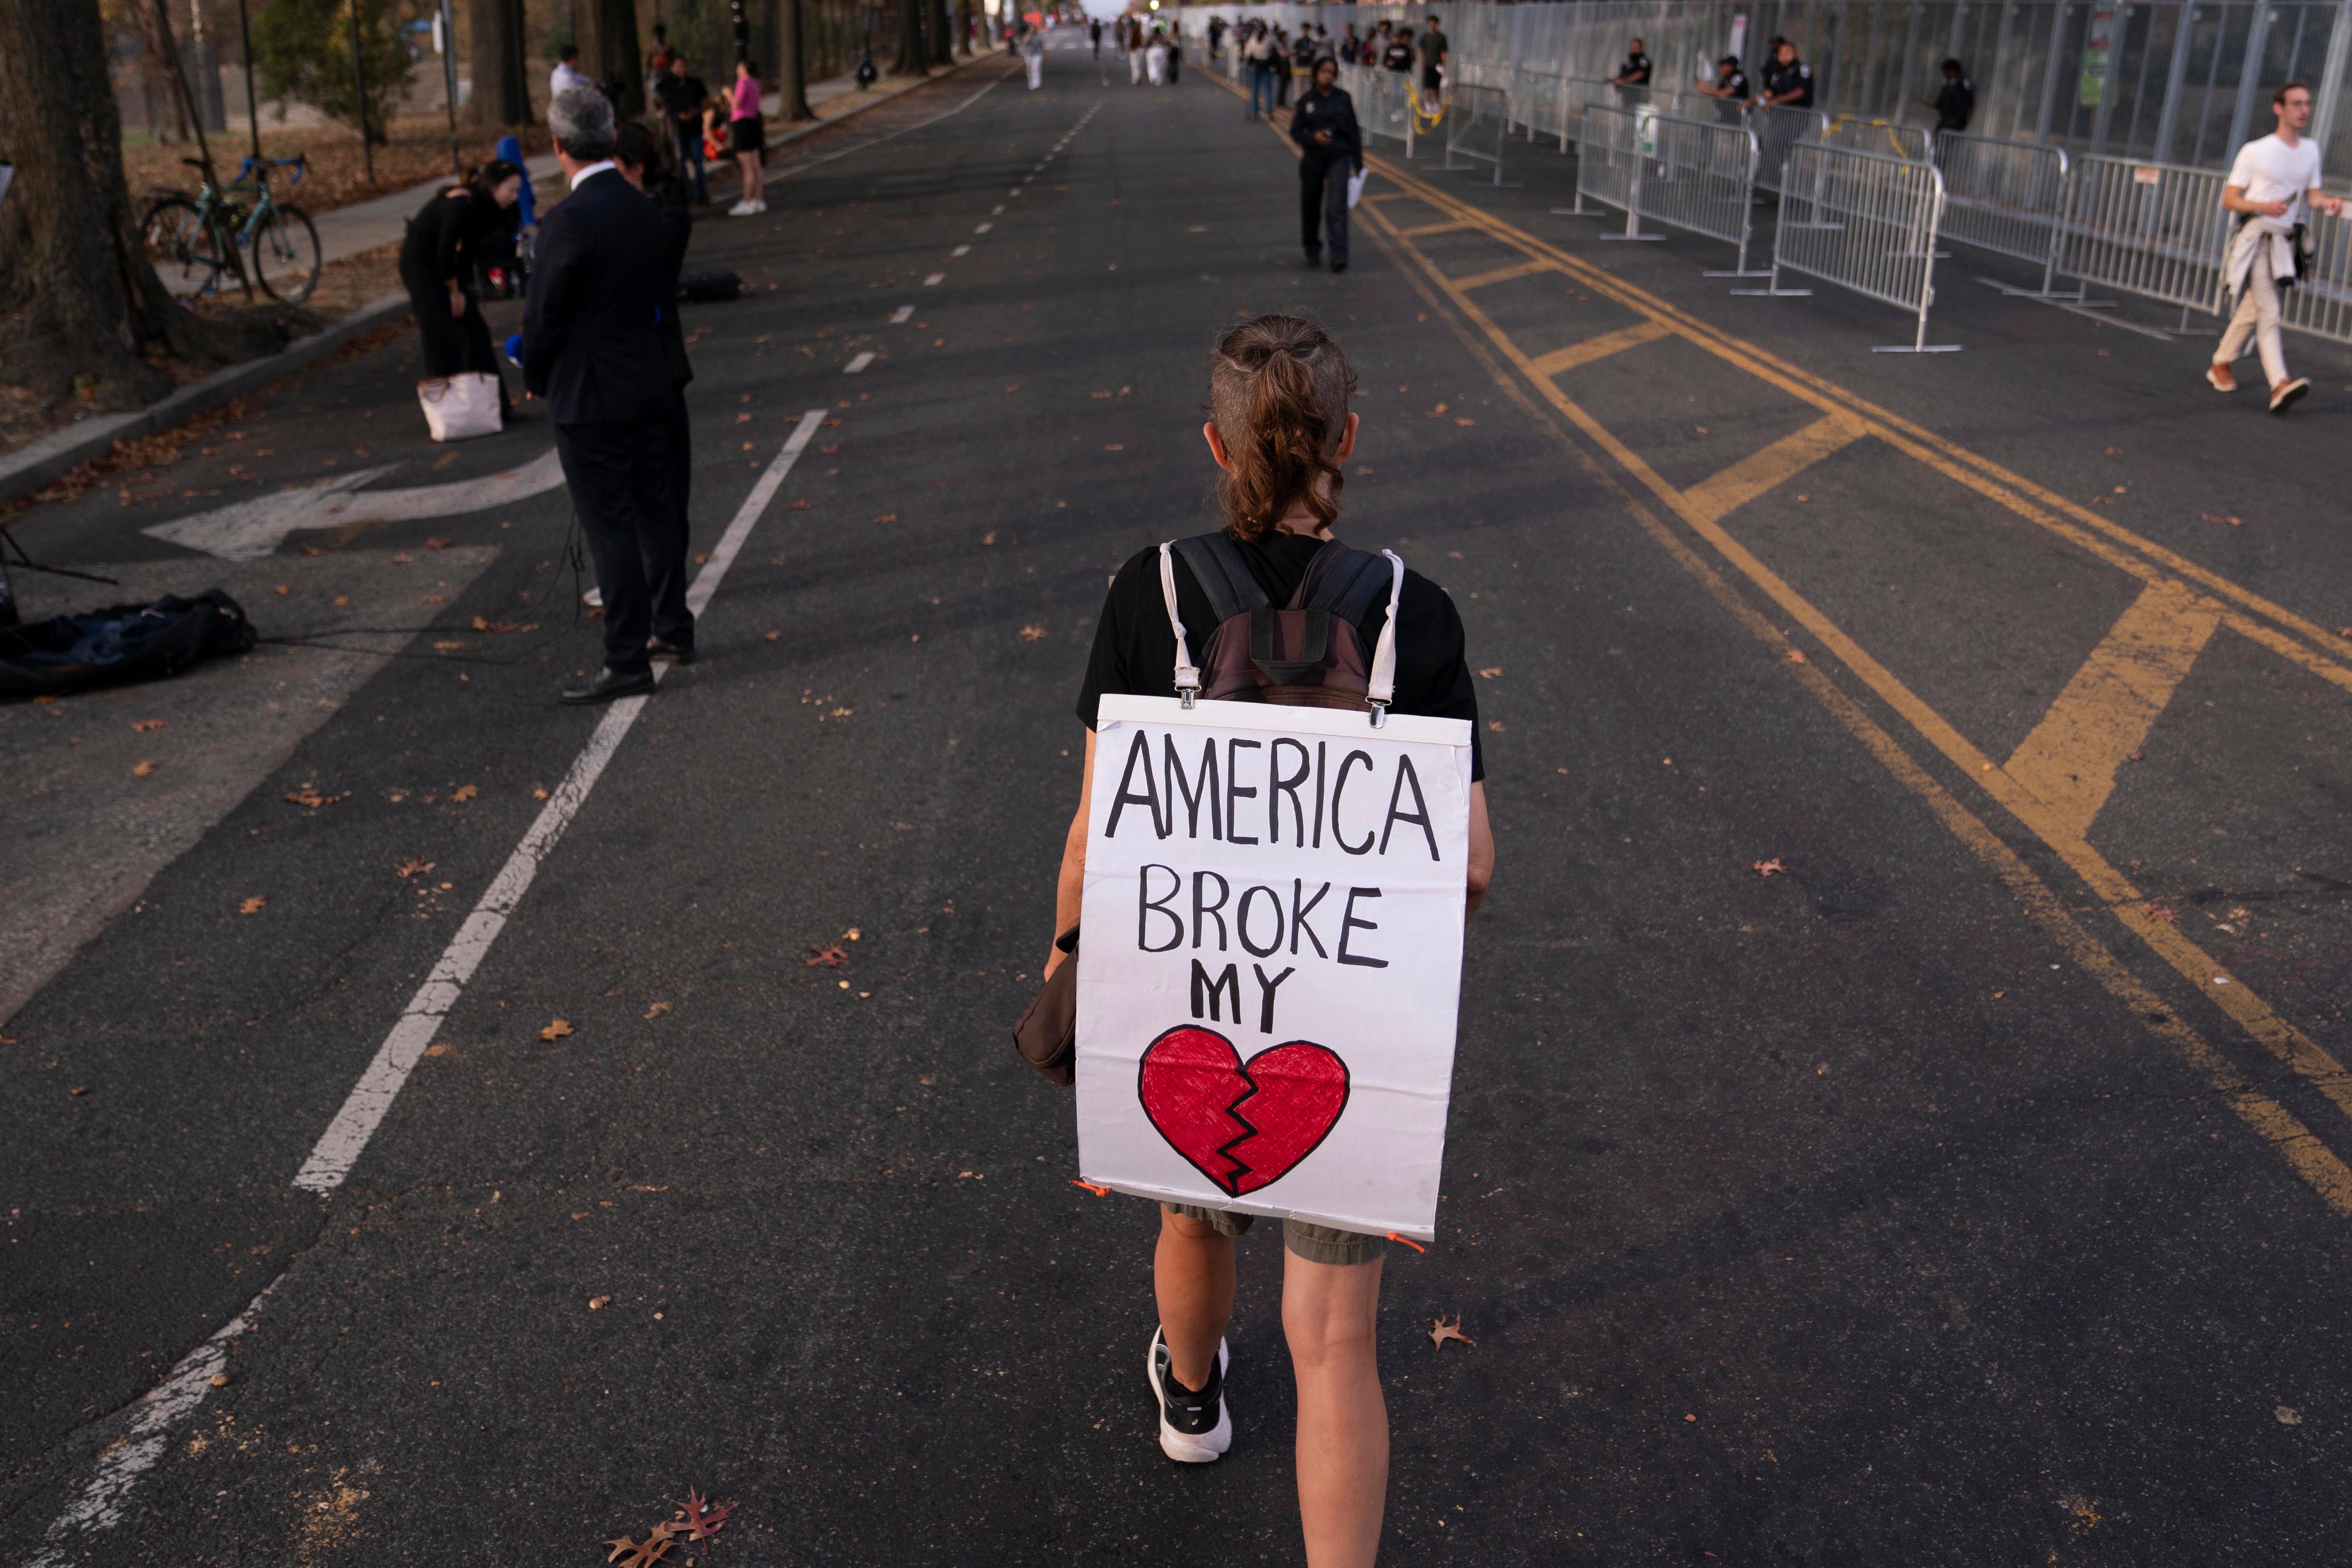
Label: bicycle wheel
xmin=252 ymin=205 xmax=322 ymax=304
xmin=140 ymin=196 xmax=228 ymax=298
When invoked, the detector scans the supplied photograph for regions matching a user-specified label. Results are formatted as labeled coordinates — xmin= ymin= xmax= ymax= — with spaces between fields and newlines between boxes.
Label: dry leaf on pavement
xmin=133 ymin=759 xmax=159 ymax=776
xmin=2201 ymin=512 xmax=2244 ymax=526
xmin=872 ymin=512 xmax=898 ymax=524
xmin=1019 ymin=625 xmax=1048 ymax=641
xmin=132 ymin=718 xmax=167 ymax=732
xmin=1752 ymin=858 xmax=1787 ymax=876
xmin=2277 ymin=1406 xmax=2303 ymax=1425
xmin=588 ymin=1295 xmax=611 ymax=1309
xmin=1429 ymin=1315 xmax=1475 ymax=1350
xmin=425 ymin=536 xmax=452 ymax=550
xmin=604 ymin=1528 xmax=674 ymax=1568
xmin=1786 ymin=649 xmax=1807 ymax=664
xmin=806 ymin=944 xmax=849 ymax=968
xmin=644 ymin=1001 xmax=671 ymax=1020
xmin=672 ymin=1489 xmax=737 ymax=1541
xmin=284 ymin=786 xmax=347 ymax=808
xmin=395 ymin=858 xmax=435 ymax=879
xmin=239 ymin=896 xmax=267 ymax=914
xmin=540 ymin=1019 xmax=574 ymax=1042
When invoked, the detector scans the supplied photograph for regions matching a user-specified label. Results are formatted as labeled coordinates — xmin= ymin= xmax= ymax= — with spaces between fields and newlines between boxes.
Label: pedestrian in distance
xmin=1927 ymin=58 xmax=1973 ymax=132
xmin=1050 ymin=312 xmax=1494 ymax=1567
xmin=726 ymin=58 xmax=767 ymax=216
xmin=1091 ymin=16 xmax=1102 ymax=59
xmin=1246 ymin=23 xmax=1278 ymax=118
xmin=647 ymin=22 xmax=672 ymax=75
xmin=1025 ymin=25 xmax=1046 ymax=91
xmin=1608 ymin=36 xmax=1652 ymax=88
xmin=613 ymin=119 xmax=696 ymax=594
xmin=1292 ymin=58 xmax=1360 ymax=275
xmin=550 ymin=42 xmax=593 ymax=100
xmin=655 ymin=54 xmax=711 ymax=206
xmin=1382 ymin=27 xmax=1414 ymax=74
xmin=1165 ymin=23 xmax=1181 ymax=84
xmin=1145 ymin=27 xmax=1167 ymax=87
xmin=1749 ymin=38 xmax=1814 ymax=109
xmin=398 ymin=159 xmax=526 ymax=423
xmin=1276 ymin=28 xmax=1300 ymax=109
xmin=1419 ymin=13 xmax=1448 ymax=99
xmin=2210 ymin=80 xmax=2347 ymax=413
xmin=524 ymin=88 xmax=691 ymax=705
xmin=1129 ymin=16 xmax=1147 ymax=86
xmin=1339 ymin=23 xmax=1360 ymax=66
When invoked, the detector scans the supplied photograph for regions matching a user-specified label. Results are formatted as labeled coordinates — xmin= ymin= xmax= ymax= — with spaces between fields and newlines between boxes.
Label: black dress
xmin=398 ymin=188 xmax=510 ymax=403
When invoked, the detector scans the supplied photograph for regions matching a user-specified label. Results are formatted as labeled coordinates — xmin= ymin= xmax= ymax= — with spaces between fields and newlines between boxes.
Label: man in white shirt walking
xmin=549 ymin=44 xmax=594 ymax=102
xmin=2209 ymin=80 xmax=2347 ymax=413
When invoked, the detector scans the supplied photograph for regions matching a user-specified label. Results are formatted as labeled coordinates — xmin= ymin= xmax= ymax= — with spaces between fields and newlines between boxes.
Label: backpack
xmin=0 ymin=589 xmax=256 ymax=698
xmin=1156 ymin=532 xmax=1405 ymax=723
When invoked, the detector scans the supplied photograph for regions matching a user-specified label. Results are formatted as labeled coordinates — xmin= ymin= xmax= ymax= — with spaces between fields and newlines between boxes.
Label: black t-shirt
xmin=1935 ymin=75 xmax=1975 ymax=131
xmin=1764 ymin=59 xmax=1813 ymax=106
xmin=658 ymin=72 xmax=707 ymax=130
xmin=1618 ymin=52 xmax=1651 ymax=84
xmin=1077 ymin=532 xmax=1484 ymax=781
xmin=1382 ymin=41 xmax=1413 ymax=72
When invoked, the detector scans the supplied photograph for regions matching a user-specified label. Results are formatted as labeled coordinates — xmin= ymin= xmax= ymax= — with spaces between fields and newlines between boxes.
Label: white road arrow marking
xmin=142 ymin=447 xmax=567 ymax=560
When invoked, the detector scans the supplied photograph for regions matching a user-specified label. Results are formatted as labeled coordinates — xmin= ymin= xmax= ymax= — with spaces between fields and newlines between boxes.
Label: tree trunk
xmin=928 ymin=0 xmax=951 ymax=66
xmin=0 ymin=0 xmax=307 ymax=418
xmin=574 ymin=0 xmax=645 ymax=115
xmin=955 ymin=0 xmax=972 ymax=58
xmin=889 ymin=0 xmax=927 ymax=76
xmin=467 ymin=0 xmax=531 ymax=127
xmin=778 ymin=0 xmax=812 ymax=119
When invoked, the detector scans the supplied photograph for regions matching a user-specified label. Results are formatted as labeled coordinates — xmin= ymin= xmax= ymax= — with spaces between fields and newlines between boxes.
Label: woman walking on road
xmin=726 ymin=58 xmax=768 ymax=216
xmin=1292 ymin=57 xmax=1361 ymax=273
xmin=398 ymin=160 xmax=525 ymax=419
xmin=1048 ymin=314 xmax=1494 ymax=1568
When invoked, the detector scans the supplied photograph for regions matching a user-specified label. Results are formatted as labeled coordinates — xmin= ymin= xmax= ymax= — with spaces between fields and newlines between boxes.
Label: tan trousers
xmin=2217 ymin=261 xmax=2289 ymax=387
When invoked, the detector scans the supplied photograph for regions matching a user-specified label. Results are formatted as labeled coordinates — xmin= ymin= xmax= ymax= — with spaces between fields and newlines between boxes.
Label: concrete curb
xmin=1 ymin=291 xmax=413 ymax=506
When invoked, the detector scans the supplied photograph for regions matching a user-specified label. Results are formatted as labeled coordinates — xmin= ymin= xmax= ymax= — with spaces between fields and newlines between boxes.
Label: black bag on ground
xmin=0 ymin=590 xmax=257 ymax=698
xmin=678 ymin=271 xmax=744 ymax=303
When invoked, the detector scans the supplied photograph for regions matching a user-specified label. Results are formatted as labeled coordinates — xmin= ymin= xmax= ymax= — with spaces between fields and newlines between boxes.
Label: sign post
xmin=1075 ymin=695 xmax=1474 ymax=1243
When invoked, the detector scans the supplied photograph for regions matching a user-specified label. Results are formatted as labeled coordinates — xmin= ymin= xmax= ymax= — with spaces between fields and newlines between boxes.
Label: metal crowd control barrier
xmin=1933 ymin=131 xmax=2073 ymax=299
xmin=2055 ymin=156 xmax=2229 ymax=331
xmin=1749 ymin=103 xmax=1829 ymax=196
xmin=1816 ymin=117 xmax=1931 ymax=162
xmin=1346 ymin=66 xmax=1416 ymax=156
xmin=1562 ymin=106 xmax=1768 ymax=275
xmin=1510 ymin=66 xmax=1574 ymax=151
xmin=1734 ymin=142 xmax=1960 ymax=353
xmin=1562 ymin=103 xmax=1659 ymax=240
xmin=1438 ymin=83 xmax=1516 ymax=187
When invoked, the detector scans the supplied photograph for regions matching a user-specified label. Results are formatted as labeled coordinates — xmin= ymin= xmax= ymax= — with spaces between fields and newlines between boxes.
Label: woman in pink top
xmin=727 ymin=58 xmax=767 ymax=216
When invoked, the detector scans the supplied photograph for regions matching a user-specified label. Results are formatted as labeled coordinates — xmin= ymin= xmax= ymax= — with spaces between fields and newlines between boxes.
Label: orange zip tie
xmin=1386 ymin=1232 xmax=1427 ymax=1252
xmin=1070 ymin=1179 xmax=1111 ymax=1197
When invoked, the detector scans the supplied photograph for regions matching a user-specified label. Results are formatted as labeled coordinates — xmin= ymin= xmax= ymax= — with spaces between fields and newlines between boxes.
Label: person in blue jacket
xmin=1290 ymin=56 xmax=1362 ymax=273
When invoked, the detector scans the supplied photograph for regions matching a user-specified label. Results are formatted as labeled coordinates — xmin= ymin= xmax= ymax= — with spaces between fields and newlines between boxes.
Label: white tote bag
xmin=417 ymin=372 xmax=503 ymax=442
xmin=1346 ymin=167 xmax=1369 ymax=208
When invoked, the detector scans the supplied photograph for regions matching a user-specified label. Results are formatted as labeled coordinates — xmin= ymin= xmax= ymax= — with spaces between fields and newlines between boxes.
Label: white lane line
xmin=845 ymin=351 xmax=876 ymax=373
xmin=974 ymin=222 xmax=992 ymax=233
xmin=889 ymin=303 xmax=914 ymax=323
xmin=290 ymin=409 xmax=829 ymax=1195
xmin=26 ymin=1282 xmax=277 ymax=1568
xmin=951 ymin=244 xmax=970 ymax=257
xmin=923 ymin=272 xmax=946 ymax=286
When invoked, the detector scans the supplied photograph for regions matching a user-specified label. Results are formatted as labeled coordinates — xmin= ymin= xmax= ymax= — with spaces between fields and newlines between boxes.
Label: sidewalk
xmin=207 ymin=48 xmax=1011 ymax=291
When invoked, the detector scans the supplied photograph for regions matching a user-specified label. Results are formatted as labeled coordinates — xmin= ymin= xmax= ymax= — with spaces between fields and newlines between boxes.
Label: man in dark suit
xmin=524 ymin=87 xmax=689 ymax=704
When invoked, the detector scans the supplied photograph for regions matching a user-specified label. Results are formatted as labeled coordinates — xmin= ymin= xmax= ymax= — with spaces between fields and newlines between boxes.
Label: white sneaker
xmin=1147 ymin=1327 xmax=1231 ymax=1463
xmin=752 ymin=199 xmax=769 ymax=214
xmin=727 ymin=200 xmax=756 ymax=217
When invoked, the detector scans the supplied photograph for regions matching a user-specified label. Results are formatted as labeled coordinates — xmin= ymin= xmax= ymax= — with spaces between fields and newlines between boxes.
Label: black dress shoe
xmin=1330 ymin=258 xmax=1348 ymax=273
xmin=648 ymin=638 xmax=696 ymax=665
xmin=559 ymin=667 xmax=655 ymax=704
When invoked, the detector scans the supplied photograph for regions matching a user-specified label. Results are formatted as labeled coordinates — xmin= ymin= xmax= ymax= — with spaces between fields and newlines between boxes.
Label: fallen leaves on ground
xmin=395 ymin=859 xmax=436 ymax=879
xmin=540 ymin=1019 xmax=574 ymax=1042
xmin=789 ymin=498 xmax=811 ymax=510
xmin=1477 ymin=667 xmax=1501 ymax=678
xmin=1752 ymin=858 xmax=1786 ymax=877
xmin=1786 ymin=649 xmax=1807 ymax=664
xmin=284 ymin=786 xmax=347 ymax=808
xmin=1429 ymin=1315 xmax=1475 ymax=1350
xmin=1455 ymin=418 xmax=1476 ymax=426
xmin=672 ymin=1489 xmax=737 ymax=1541
xmin=449 ymin=784 xmax=480 ymax=803
xmin=532 ymin=786 xmax=550 ymax=799
xmin=2201 ymin=512 xmax=2245 ymax=526
xmin=133 ymin=759 xmax=159 ymax=776
xmin=644 ymin=1001 xmax=671 ymax=1020
xmin=980 ymin=531 xmax=997 ymax=545
xmin=131 ymin=718 xmax=167 ymax=732
xmin=806 ymin=944 xmax=849 ymax=968
xmin=1426 ymin=402 xmax=1449 ymax=417
xmin=588 ymin=1295 xmax=611 ymax=1309
xmin=1019 ymin=625 xmax=1049 ymax=641
xmin=425 ymin=536 xmax=452 ymax=550
xmin=2146 ymin=904 xmax=2179 ymax=924
xmin=604 ymin=1528 xmax=674 ymax=1567
xmin=471 ymin=616 xmax=530 ymax=633
xmin=272 ymin=584 xmax=291 ymax=596
xmin=240 ymin=896 xmax=267 ymax=915
xmin=873 ymin=512 xmax=899 ymax=524
xmin=2277 ymin=1406 xmax=2303 ymax=1425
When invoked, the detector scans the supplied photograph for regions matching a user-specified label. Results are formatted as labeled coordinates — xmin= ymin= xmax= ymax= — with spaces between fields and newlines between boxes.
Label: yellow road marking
xmin=2005 ymin=582 xmax=2225 ymax=837
xmin=1360 ymin=152 xmax=2352 ymax=688
xmin=1525 ymin=320 xmax=1674 ymax=378
xmin=1449 ymin=259 xmax=1557 ymax=291
xmin=1681 ymin=413 xmax=1870 ymax=526
xmin=1355 ymin=171 xmax=2352 ymax=1203
xmin=1397 ymin=219 xmax=1474 ymax=238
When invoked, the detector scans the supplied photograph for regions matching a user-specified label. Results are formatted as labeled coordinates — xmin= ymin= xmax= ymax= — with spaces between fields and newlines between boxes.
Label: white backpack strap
xmin=1367 ymin=548 xmax=1403 ymax=727
xmin=1158 ymin=540 xmax=1201 ymax=707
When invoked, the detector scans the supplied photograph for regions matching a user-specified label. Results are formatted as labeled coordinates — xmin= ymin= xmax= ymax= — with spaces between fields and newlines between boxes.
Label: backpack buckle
xmin=1367 ymin=698 xmax=1390 ymax=728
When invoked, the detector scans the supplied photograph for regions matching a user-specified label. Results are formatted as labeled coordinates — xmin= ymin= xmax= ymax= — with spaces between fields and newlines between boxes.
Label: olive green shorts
xmin=1160 ymin=1201 xmax=1384 ymax=1267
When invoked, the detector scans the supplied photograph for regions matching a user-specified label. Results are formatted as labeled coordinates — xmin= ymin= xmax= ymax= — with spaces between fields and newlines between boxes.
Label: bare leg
xmin=1154 ymin=1207 xmax=1234 ymax=1390
xmin=1283 ymin=1249 xmax=1387 ymax=1568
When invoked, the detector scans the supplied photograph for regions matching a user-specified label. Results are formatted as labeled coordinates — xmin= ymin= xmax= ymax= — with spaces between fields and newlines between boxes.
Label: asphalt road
xmin=6 ymin=41 xmax=2352 ymax=1566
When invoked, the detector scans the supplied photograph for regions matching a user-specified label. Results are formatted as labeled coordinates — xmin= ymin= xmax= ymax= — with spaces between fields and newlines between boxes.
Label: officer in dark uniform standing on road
xmin=1695 ymin=55 xmax=1749 ymax=122
xmin=1928 ymin=59 xmax=1974 ymax=132
xmin=1750 ymin=38 xmax=1815 ymax=110
xmin=1291 ymin=56 xmax=1361 ymax=274
xmin=1608 ymin=37 xmax=1651 ymax=88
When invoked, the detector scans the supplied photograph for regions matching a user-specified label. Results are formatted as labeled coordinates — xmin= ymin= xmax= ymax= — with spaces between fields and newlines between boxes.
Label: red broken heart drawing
xmin=1138 ymin=1026 xmax=1350 ymax=1197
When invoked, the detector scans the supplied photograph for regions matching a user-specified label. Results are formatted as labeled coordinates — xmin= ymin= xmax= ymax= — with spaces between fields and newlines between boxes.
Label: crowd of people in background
xmin=1211 ymin=12 xmax=1449 ymax=121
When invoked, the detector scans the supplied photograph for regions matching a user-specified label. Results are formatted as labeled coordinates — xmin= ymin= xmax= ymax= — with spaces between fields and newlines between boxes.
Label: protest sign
xmin=1075 ymin=693 xmax=1474 ymax=1242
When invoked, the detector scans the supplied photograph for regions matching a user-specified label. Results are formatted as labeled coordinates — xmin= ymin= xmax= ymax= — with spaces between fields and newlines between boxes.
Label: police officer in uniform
xmin=1608 ymin=37 xmax=1652 ymax=88
xmin=1290 ymin=56 xmax=1361 ymax=273
xmin=1695 ymin=55 xmax=1749 ymax=122
xmin=1751 ymin=38 xmax=1815 ymax=110
xmin=1929 ymin=59 xmax=1974 ymax=132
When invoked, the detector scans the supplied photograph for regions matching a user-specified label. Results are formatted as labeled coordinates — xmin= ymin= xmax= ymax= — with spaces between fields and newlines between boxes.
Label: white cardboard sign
xmin=1075 ymin=694 xmax=1474 ymax=1242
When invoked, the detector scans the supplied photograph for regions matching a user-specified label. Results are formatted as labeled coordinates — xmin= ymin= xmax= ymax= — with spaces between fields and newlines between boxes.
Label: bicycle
xmin=140 ymin=155 xmax=323 ymax=306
